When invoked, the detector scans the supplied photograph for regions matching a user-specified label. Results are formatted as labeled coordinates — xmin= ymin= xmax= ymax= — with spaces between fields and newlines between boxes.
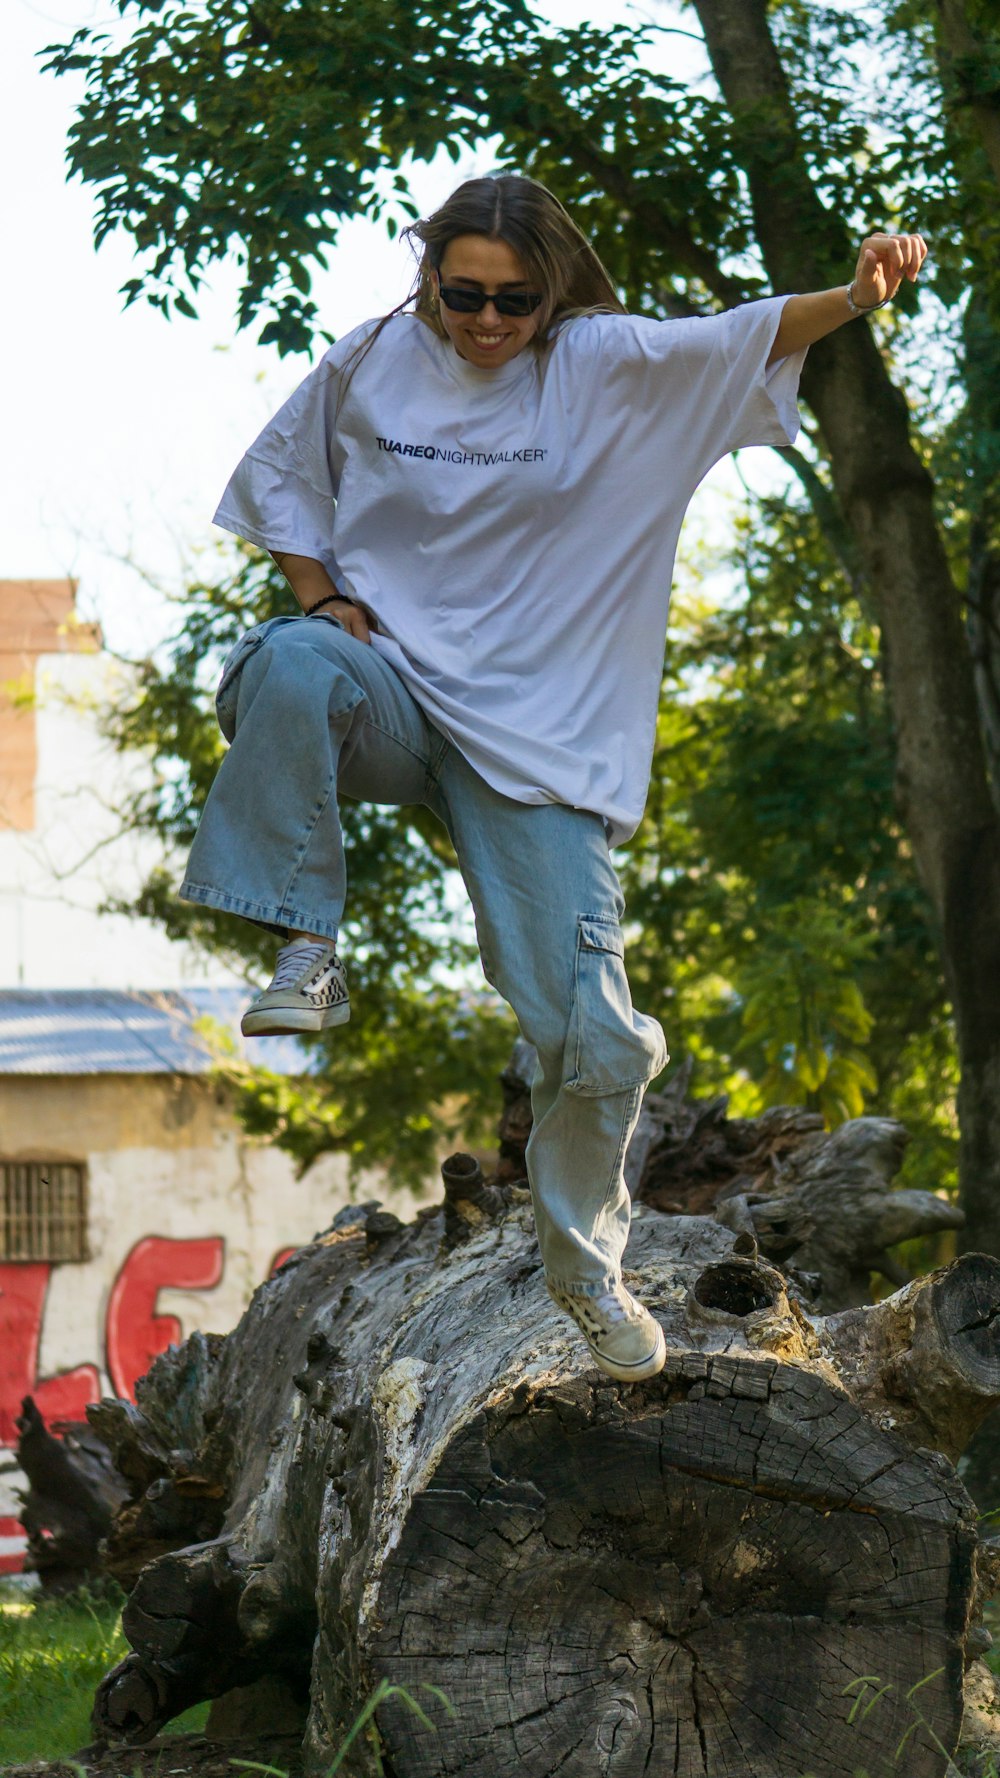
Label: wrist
xmin=846 ymin=279 xmax=891 ymax=317
xmin=304 ymin=590 xmax=356 ymax=616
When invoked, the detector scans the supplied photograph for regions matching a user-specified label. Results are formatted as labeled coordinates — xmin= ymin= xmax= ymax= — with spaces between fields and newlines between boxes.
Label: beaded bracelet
xmin=305 ymin=590 xmax=356 ymax=616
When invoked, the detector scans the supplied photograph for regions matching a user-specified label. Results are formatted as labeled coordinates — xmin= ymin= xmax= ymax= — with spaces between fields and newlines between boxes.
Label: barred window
xmin=0 ymin=1161 xmax=89 ymax=1262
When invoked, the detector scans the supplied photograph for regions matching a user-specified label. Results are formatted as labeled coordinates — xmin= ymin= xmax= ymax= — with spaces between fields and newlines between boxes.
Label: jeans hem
xmin=178 ymin=879 xmax=340 ymax=941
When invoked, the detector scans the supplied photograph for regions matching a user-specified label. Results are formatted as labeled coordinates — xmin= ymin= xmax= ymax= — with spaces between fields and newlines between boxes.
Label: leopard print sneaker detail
xmin=547 ymin=1279 xmax=666 ymax=1382
xmin=241 ymin=941 xmax=350 ymax=1036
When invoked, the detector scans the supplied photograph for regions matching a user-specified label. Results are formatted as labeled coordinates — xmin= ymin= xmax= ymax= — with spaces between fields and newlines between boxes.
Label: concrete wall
xmin=0 ymin=579 xmax=101 ymax=834
xmin=0 ymin=580 xmax=237 ymax=990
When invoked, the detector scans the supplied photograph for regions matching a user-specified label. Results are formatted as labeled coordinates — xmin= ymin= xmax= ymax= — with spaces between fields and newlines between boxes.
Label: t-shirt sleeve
xmin=706 ymin=296 xmax=805 ymax=453
xmin=584 ymin=297 xmax=805 ymax=465
xmin=212 ymin=344 xmax=348 ymax=587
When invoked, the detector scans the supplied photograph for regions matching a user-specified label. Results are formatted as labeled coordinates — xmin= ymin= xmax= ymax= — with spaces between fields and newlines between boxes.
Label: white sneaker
xmin=548 ymin=1280 xmax=667 ymax=1382
xmin=241 ymin=941 xmax=350 ymax=1037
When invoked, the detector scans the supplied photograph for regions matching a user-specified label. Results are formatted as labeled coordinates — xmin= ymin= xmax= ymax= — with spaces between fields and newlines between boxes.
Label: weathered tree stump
xmin=13 ymin=1394 xmax=129 ymax=1593
xmin=84 ymin=1144 xmax=1000 ymax=1778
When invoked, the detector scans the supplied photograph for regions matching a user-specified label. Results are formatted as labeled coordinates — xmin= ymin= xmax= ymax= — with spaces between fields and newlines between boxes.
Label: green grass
xmin=0 ymin=1581 xmax=209 ymax=1765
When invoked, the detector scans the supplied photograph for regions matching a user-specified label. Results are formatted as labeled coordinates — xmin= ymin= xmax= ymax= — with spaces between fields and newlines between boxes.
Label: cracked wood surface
xmin=370 ymin=1353 xmax=972 ymax=1777
xmin=80 ymin=1181 xmax=1000 ymax=1777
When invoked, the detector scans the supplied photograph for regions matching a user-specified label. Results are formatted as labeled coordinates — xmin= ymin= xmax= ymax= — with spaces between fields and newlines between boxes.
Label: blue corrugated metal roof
xmin=0 ymin=990 xmax=313 ymax=1076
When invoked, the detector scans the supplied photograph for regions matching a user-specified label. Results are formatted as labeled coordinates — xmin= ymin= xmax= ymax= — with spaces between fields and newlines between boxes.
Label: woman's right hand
xmin=314 ymin=599 xmax=372 ymax=645
xmin=270 ymin=552 xmax=375 ymax=646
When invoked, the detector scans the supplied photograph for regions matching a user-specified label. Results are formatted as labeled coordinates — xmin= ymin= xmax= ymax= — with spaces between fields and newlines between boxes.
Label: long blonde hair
xmin=338 ymin=173 xmax=625 ymax=397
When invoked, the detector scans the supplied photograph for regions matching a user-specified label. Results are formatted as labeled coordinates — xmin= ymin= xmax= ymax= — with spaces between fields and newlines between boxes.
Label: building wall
xmin=0 ymin=580 xmax=237 ymax=989
xmin=0 ymin=579 xmax=101 ymax=834
xmin=0 ymin=1073 xmax=433 ymax=1571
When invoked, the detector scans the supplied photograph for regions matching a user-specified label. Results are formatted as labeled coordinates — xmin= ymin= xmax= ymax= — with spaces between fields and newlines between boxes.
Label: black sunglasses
xmin=438 ymin=284 xmax=543 ymax=317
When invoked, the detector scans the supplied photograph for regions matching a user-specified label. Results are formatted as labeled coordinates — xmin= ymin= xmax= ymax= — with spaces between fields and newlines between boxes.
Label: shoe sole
xmin=241 ymin=1003 xmax=351 ymax=1037
xmin=590 ymin=1323 xmax=667 ymax=1384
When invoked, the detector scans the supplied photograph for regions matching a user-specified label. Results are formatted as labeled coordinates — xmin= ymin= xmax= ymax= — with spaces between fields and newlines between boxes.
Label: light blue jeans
xmin=180 ymin=616 xmax=667 ymax=1294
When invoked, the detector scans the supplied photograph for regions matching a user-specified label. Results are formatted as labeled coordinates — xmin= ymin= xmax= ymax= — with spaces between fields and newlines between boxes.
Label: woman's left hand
xmin=852 ymin=232 xmax=928 ymax=306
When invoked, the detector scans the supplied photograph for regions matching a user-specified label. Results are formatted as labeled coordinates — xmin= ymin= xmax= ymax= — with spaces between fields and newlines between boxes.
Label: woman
xmin=181 ymin=174 xmax=926 ymax=1383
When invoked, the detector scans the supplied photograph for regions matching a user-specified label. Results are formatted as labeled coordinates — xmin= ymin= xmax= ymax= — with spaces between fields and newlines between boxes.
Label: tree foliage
xmin=50 ymin=0 xmax=1000 ymax=1224
xmin=622 ymin=487 xmax=957 ymax=1192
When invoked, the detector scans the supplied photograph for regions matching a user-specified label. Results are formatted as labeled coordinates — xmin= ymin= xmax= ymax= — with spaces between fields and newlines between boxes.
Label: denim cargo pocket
xmin=564 ymin=916 xmax=668 ymax=1096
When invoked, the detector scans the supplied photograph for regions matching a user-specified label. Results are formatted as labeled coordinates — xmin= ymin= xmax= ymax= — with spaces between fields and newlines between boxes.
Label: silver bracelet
xmin=845 ymin=280 xmax=892 ymax=316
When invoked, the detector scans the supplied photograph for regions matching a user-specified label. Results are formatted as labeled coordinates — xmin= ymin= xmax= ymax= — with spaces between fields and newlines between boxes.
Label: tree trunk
xmin=84 ymin=1124 xmax=1000 ymax=1778
xmin=929 ymin=0 xmax=1000 ymax=811
xmin=933 ymin=0 xmax=1000 ymax=192
xmin=690 ymin=0 xmax=1000 ymax=1261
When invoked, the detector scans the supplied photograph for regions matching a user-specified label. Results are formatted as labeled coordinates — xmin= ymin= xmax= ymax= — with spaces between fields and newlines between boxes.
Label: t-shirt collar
xmin=435 ymin=332 xmax=538 ymax=391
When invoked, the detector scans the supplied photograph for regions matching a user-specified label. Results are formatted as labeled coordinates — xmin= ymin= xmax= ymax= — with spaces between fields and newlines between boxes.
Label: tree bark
xmin=577 ymin=1055 xmax=961 ymax=1308
xmin=13 ymin=1395 xmax=129 ymax=1594
xmin=928 ymin=4 xmax=1000 ymax=808
xmin=933 ymin=0 xmax=1000 ymax=192
xmin=84 ymin=1148 xmax=1000 ymax=1778
xmin=690 ymin=0 xmax=1000 ymax=1261
xmin=487 ymin=1047 xmax=965 ymax=1308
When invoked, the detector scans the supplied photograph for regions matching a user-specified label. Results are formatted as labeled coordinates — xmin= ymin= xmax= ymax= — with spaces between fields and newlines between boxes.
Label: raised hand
xmin=851 ymin=232 xmax=928 ymax=308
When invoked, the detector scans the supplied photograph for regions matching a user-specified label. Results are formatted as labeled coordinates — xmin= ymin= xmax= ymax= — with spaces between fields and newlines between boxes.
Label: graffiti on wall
xmin=0 ymin=1264 xmax=100 ymax=1447
xmin=0 ymin=1233 xmax=300 ymax=1573
xmin=0 ymin=1236 xmax=299 ymax=1570
xmin=104 ymin=1235 xmax=225 ymax=1399
xmin=0 ymin=1235 xmax=228 ymax=1445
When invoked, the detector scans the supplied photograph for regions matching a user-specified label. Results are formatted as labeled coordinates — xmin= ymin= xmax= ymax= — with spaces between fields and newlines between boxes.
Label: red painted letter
xmin=0 ymin=1263 xmax=100 ymax=1446
xmin=0 ymin=1514 xmax=27 ymax=1574
xmin=106 ymin=1236 xmax=224 ymax=1400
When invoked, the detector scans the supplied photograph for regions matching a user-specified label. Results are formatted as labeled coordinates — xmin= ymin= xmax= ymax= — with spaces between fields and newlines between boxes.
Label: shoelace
xmin=555 ymin=1290 xmax=637 ymax=1329
xmin=593 ymin=1290 xmax=640 ymax=1325
xmin=271 ymin=942 xmax=331 ymax=990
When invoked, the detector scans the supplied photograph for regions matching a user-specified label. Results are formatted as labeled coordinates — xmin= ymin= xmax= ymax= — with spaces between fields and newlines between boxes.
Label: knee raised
xmin=233 ymin=618 xmax=361 ymax=720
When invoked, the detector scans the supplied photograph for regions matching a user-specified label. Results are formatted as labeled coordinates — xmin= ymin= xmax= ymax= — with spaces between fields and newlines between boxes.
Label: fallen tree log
xmin=13 ymin=1395 xmax=128 ymax=1593
xmin=86 ymin=1161 xmax=1000 ymax=1778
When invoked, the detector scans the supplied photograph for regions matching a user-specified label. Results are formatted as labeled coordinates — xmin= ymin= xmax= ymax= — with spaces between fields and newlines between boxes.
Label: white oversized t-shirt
xmin=214 ymin=303 xmax=804 ymax=844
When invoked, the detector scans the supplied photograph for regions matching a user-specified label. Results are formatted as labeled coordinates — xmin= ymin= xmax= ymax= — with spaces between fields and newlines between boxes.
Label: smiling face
xmin=434 ymin=234 xmax=543 ymax=370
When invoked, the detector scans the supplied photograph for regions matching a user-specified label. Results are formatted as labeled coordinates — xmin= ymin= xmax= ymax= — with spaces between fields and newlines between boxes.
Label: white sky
xmin=1 ymin=0 xmax=472 ymax=652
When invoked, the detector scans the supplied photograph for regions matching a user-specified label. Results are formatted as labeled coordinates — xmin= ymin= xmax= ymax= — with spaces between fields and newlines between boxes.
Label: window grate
xmin=0 ymin=1161 xmax=89 ymax=1262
